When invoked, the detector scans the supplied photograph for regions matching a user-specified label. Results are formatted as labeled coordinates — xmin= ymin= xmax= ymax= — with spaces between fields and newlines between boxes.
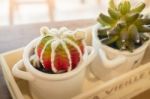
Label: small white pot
xmin=90 ymin=24 xmax=150 ymax=80
xmin=12 ymin=38 xmax=96 ymax=99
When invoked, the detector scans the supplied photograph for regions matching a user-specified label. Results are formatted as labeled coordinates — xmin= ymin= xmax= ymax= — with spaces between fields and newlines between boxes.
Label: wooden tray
xmin=0 ymin=44 xmax=150 ymax=99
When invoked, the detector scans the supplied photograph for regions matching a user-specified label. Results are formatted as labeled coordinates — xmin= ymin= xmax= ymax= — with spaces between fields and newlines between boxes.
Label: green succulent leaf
xmin=102 ymin=36 xmax=119 ymax=45
xmin=134 ymin=19 xmax=143 ymax=29
xmin=120 ymin=29 xmax=129 ymax=41
xmin=108 ymin=8 xmax=120 ymax=20
xmin=97 ymin=17 xmax=109 ymax=26
xmin=139 ymin=14 xmax=144 ymax=18
xmin=98 ymin=27 xmax=110 ymax=33
xmin=138 ymin=25 xmax=150 ymax=32
xmin=135 ymin=18 xmax=150 ymax=30
xmin=109 ymin=0 xmax=117 ymax=10
xmin=116 ymin=39 xmax=122 ymax=49
xmin=99 ymin=13 xmax=115 ymax=26
xmin=109 ymin=22 xmax=126 ymax=35
xmin=126 ymin=13 xmax=139 ymax=25
xmin=98 ymin=31 xmax=108 ymax=38
xmin=97 ymin=27 xmax=110 ymax=38
xmin=119 ymin=0 xmax=131 ymax=15
xmin=131 ymin=2 xmax=145 ymax=13
xmin=128 ymin=25 xmax=140 ymax=43
xmin=140 ymin=19 xmax=150 ymax=25
xmin=98 ymin=27 xmax=110 ymax=32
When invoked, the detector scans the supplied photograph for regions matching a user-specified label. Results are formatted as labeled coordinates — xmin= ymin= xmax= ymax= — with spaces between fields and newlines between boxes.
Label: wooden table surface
xmin=0 ymin=19 xmax=96 ymax=99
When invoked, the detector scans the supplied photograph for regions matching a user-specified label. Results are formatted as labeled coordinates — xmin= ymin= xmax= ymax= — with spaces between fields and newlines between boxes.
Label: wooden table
xmin=0 ymin=19 xmax=96 ymax=99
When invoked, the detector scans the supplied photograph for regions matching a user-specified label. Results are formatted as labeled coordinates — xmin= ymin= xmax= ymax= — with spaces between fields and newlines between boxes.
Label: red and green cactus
xmin=34 ymin=27 xmax=85 ymax=73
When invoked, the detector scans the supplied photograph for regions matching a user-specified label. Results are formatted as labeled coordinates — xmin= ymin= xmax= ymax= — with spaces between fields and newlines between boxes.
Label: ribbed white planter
xmin=12 ymin=38 xmax=96 ymax=99
xmin=90 ymin=24 xmax=150 ymax=81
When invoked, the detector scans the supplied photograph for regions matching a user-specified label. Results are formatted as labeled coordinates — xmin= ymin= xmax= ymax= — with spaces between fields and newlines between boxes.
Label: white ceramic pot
xmin=12 ymin=38 xmax=96 ymax=99
xmin=90 ymin=24 xmax=150 ymax=81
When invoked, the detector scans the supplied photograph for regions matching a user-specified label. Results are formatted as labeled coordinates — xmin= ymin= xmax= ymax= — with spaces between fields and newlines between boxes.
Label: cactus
xmin=97 ymin=0 xmax=150 ymax=52
xmin=34 ymin=27 xmax=85 ymax=73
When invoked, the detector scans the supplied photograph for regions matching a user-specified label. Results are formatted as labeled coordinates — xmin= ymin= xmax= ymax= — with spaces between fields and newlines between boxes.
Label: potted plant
xmin=90 ymin=0 xmax=150 ymax=80
xmin=12 ymin=27 xmax=96 ymax=99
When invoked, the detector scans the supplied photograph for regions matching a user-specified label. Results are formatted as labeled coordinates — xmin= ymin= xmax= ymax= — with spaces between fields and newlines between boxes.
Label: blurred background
xmin=0 ymin=0 xmax=148 ymax=26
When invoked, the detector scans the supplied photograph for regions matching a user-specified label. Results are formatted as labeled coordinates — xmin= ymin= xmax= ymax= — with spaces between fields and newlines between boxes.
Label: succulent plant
xmin=97 ymin=0 xmax=150 ymax=52
xmin=34 ymin=27 xmax=85 ymax=74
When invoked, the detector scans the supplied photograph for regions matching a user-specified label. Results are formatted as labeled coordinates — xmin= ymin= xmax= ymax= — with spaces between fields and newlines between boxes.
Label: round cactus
xmin=35 ymin=27 xmax=85 ymax=73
